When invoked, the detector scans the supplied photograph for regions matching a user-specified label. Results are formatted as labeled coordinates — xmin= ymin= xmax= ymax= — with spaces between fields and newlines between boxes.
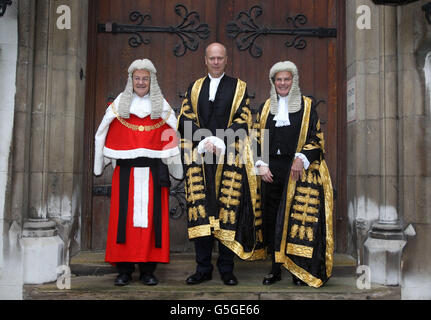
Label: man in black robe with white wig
xmin=255 ymin=61 xmax=334 ymax=287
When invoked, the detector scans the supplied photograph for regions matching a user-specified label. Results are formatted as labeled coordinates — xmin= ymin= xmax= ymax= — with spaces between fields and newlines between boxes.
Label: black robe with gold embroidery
xmin=177 ymin=75 xmax=265 ymax=260
xmin=255 ymin=96 xmax=334 ymax=287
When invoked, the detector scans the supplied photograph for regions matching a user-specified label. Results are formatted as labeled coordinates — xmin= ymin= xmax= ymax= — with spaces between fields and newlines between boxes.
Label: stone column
xmin=17 ymin=0 xmax=63 ymax=284
xmin=363 ymin=6 xmax=406 ymax=286
xmin=396 ymin=0 xmax=431 ymax=299
xmin=12 ymin=0 xmax=88 ymax=284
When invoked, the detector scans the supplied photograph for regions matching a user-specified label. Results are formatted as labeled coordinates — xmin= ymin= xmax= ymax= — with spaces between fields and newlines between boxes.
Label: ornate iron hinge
xmin=98 ymin=4 xmax=210 ymax=57
xmin=227 ymin=5 xmax=337 ymax=58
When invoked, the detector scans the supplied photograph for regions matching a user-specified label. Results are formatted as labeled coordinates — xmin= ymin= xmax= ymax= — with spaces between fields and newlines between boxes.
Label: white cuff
xmin=197 ymin=136 xmax=226 ymax=155
xmin=255 ymin=160 xmax=268 ymax=167
xmin=295 ymin=153 xmax=310 ymax=170
xmin=255 ymin=160 xmax=268 ymax=175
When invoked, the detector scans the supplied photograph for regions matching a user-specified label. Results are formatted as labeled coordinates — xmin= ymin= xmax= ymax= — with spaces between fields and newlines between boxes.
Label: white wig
xmin=117 ymin=58 xmax=164 ymax=119
xmin=269 ymin=61 xmax=302 ymax=115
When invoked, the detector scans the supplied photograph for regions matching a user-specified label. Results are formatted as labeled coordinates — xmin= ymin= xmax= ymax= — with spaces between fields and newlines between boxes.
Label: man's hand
xmin=204 ymin=140 xmax=221 ymax=155
xmin=290 ymin=157 xmax=304 ymax=181
xmin=258 ymin=165 xmax=274 ymax=183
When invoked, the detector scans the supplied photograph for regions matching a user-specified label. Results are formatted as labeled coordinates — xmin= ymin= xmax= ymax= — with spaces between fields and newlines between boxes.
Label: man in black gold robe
xmin=177 ymin=43 xmax=265 ymax=286
xmin=255 ymin=61 xmax=334 ymax=287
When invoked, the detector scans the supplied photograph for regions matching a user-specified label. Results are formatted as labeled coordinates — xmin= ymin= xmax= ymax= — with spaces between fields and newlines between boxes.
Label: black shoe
xmin=263 ymin=273 xmax=281 ymax=285
xmin=221 ymin=273 xmax=238 ymax=286
xmin=140 ymin=273 xmax=159 ymax=286
xmin=114 ymin=273 xmax=131 ymax=286
xmin=292 ymin=275 xmax=307 ymax=286
xmin=186 ymin=272 xmax=212 ymax=285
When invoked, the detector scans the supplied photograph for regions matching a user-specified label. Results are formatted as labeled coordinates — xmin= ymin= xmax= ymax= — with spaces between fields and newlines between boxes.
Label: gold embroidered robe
xmin=177 ymin=75 xmax=265 ymax=260
xmin=256 ymin=96 xmax=334 ymax=287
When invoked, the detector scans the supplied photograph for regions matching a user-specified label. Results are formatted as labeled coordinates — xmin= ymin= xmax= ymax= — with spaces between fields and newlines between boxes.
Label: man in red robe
xmin=94 ymin=59 xmax=182 ymax=286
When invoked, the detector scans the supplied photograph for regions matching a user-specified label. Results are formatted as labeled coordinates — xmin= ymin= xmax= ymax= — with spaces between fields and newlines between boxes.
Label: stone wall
xmin=6 ymin=0 xmax=88 ymax=286
xmin=397 ymin=1 xmax=431 ymax=300
xmin=346 ymin=0 xmax=400 ymax=261
xmin=346 ymin=0 xmax=431 ymax=299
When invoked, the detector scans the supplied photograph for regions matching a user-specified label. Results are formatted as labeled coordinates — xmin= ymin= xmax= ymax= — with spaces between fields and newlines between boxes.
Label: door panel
xmin=83 ymin=0 xmax=346 ymax=252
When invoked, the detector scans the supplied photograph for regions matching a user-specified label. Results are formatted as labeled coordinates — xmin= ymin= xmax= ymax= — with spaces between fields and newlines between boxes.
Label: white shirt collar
xmin=208 ymin=73 xmax=225 ymax=101
xmin=208 ymin=73 xmax=225 ymax=81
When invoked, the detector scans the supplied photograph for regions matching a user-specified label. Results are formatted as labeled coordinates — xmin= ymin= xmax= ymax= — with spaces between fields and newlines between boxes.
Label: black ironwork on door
xmin=98 ymin=3 xmax=210 ymax=57
xmin=226 ymin=5 xmax=337 ymax=58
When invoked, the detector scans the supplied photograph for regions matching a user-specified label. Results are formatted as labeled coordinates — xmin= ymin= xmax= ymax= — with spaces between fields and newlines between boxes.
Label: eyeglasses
xmin=134 ymin=77 xmax=150 ymax=82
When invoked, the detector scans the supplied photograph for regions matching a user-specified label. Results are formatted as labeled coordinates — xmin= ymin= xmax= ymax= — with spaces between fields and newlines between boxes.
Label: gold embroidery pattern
xmin=219 ymin=208 xmax=236 ymax=224
xmin=188 ymin=225 xmax=211 ymax=239
xmin=209 ymin=216 xmax=220 ymax=231
xmin=217 ymin=82 xmax=266 ymax=260
xmin=191 ymin=77 xmax=206 ymax=127
xmin=320 ymin=160 xmax=334 ymax=278
xmin=273 ymin=97 xmax=334 ymax=287
xmin=182 ymin=138 xmax=208 ymax=223
xmin=274 ymin=252 xmax=324 ymax=288
xmin=214 ymin=229 xmax=235 ymax=242
xmin=220 ymin=196 xmax=240 ymax=207
xmin=181 ymin=77 xmax=266 ymax=260
xmin=290 ymin=183 xmax=321 ymax=242
xmin=259 ymin=99 xmax=271 ymax=154
xmin=185 ymin=166 xmax=205 ymax=204
xmin=219 ymin=171 xmax=242 ymax=210
xmin=215 ymin=79 xmax=247 ymax=199
xmin=179 ymin=78 xmax=212 ymax=238
xmin=287 ymin=243 xmax=314 ymax=259
xmin=227 ymin=79 xmax=247 ymax=126
xmin=188 ymin=205 xmax=206 ymax=221
xmin=219 ymin=237 xmax=267 ymax=261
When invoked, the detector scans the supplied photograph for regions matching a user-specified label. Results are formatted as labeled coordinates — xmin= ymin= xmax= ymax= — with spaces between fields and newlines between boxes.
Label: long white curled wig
xmin=269 ymin=61 xmax=302 ymax=115
xmin=117 ymin=58 xmax=164 ymax=119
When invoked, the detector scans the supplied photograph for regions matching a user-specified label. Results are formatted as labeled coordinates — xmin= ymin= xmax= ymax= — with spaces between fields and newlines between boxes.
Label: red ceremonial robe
xmin=103 ymin=114 xmax=178 ymax=264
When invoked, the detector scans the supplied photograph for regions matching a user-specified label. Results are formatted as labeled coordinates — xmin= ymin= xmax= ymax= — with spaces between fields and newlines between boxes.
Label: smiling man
xmin=132 ymin=69 xmax=151 ymax=97
xmin=93 ymin=59 xmax=182 ymax=287
xmin=255 ymin=61 xmax=334 ymax=288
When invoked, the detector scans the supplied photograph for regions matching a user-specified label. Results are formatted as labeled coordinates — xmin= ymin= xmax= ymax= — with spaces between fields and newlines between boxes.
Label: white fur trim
xmin=103 ymin=146 xmax=180 ymax=159
xmin=94 ymin=107 xmax=116 ymax=175
xmin=93 ymin=96 xmax=182 ymax=177
xmin=164 ymin=153 xmax=184 ymax=180
xmin=133 ymin=167 xmax=150 ymax=228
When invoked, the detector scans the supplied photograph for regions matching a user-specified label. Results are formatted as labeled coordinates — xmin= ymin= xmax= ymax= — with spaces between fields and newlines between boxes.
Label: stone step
xmin=69 ymin=251 xmax=357 ymax=277
xmin=23 ymin=251 xmax=401 ymax=300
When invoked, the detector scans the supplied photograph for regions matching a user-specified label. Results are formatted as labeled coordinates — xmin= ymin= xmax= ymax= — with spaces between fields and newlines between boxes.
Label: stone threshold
xmin=23 ymin=251 xmax=401 ymax=300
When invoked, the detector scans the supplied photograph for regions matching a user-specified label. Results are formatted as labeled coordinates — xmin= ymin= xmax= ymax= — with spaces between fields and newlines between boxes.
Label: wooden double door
xmin=83 ymin=0 xmax=347 ymax=252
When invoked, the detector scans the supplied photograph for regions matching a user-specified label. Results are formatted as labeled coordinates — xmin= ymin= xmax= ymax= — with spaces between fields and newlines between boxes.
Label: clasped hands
xmin=203 ymin=140 xmax=222 ymax=155
xmin=197 ymin=136 xmax=226 ymax=156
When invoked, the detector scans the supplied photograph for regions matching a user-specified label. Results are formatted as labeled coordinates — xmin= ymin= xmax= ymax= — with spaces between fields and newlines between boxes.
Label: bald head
xmin=205 ymin=42 xmax=227 ymax=57
xmin=205 ymin=42 xmax=228 ymax=78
